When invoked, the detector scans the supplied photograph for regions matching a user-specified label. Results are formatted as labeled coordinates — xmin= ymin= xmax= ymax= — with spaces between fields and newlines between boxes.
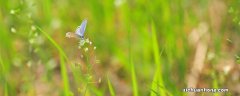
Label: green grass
xmin=128 ymin=27 xmax=139 ymax=96
xmin=36 ymin=26 xmax=70 ymax=95
xmin=0 ymin=0 xmax=239 ymax=95
xmin=150 ymin=20 xmax=166 ymax=96
xmin=107 ymin=75 xmax=115 ymax=96
xmin=0 ymin=52 xmax=8 ymax=96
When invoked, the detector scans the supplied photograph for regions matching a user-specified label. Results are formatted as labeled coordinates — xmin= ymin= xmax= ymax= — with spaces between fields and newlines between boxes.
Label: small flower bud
xmin=31 ymin=25 xmax=36 ymax=31
xmin=10 ymin=10 xmax=15 ymax=14
xmin=11 ymin=27 xmax=16 ymax=33
xmin=84 ymin=48 xmax=88 ymax=52
xmin=85 ymin=38 xmax=90 ymax=43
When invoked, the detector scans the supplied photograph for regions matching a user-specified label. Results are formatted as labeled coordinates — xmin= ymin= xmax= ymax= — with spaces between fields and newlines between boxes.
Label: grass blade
xmin=107 ymin=75 xmax=116 ymax=96
xmin=128 ymin=27 xmax=138 ymax=96
xmin=150 ymin=20 xmax=166 ymax=96
xmin=36 ymin=26 xmax=70 ymax=96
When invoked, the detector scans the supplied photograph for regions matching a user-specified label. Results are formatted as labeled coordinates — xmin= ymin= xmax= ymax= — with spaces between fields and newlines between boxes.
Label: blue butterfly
xmin=66 ymin=19 xmax=87 ymax=39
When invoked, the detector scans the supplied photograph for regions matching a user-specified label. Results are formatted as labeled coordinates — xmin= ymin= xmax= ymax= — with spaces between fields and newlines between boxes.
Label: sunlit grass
xmin=150 ymin=20 xmax=166 ymax=96
xmin=0 ymin=0 xmax=239 ymax=95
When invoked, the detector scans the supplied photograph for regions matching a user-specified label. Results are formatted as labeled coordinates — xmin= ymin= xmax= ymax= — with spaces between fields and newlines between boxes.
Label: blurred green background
xmin=0 ymin=0 xmax=240 ymax=96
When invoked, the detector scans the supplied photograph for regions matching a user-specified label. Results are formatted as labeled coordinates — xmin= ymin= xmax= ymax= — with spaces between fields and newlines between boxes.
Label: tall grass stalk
xmin=150 ymin=21 xmax=166 ymax=96
xmin=128 ymin=27 xmax=139 ymax=96
xmin=107 ymin=75 xmax=116 ymax=96
xmin=212 ymin=72 xmax=219 ymax=96
xmin=36 ymin=26 xmax=70 ymax=96
xmin=0 ymin=52 xmax=8 ymax=96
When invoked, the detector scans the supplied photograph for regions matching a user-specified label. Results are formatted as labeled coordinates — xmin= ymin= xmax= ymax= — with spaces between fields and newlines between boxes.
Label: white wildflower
xmin=207 ymin=52 xmax=215 ymax=61
xmin=34 ymin=33 xmax=38 ymax=37
xmin=31 ymin=25 xmax=36 ymax=31
xmin=85 ymin=38 xmax=90 ymax=43
xmin=114 ymin=0 xmax=126 ymax=7
xmin=11 ymin=27 xmax=16 ymax=33
xmin=10 ymin=10 xmax=15 ymax=14
xmin=84 ymin=48 xmax=88 ymax=52
xmin=29 ymin=38 xmax=34 ymax=44
xmin=79 ymin=39 xmax=85 ymax=47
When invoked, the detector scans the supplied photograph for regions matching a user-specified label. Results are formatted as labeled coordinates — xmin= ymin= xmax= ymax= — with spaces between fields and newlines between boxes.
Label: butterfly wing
xmin=75 ymin=19 xmax=87 ymax=38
